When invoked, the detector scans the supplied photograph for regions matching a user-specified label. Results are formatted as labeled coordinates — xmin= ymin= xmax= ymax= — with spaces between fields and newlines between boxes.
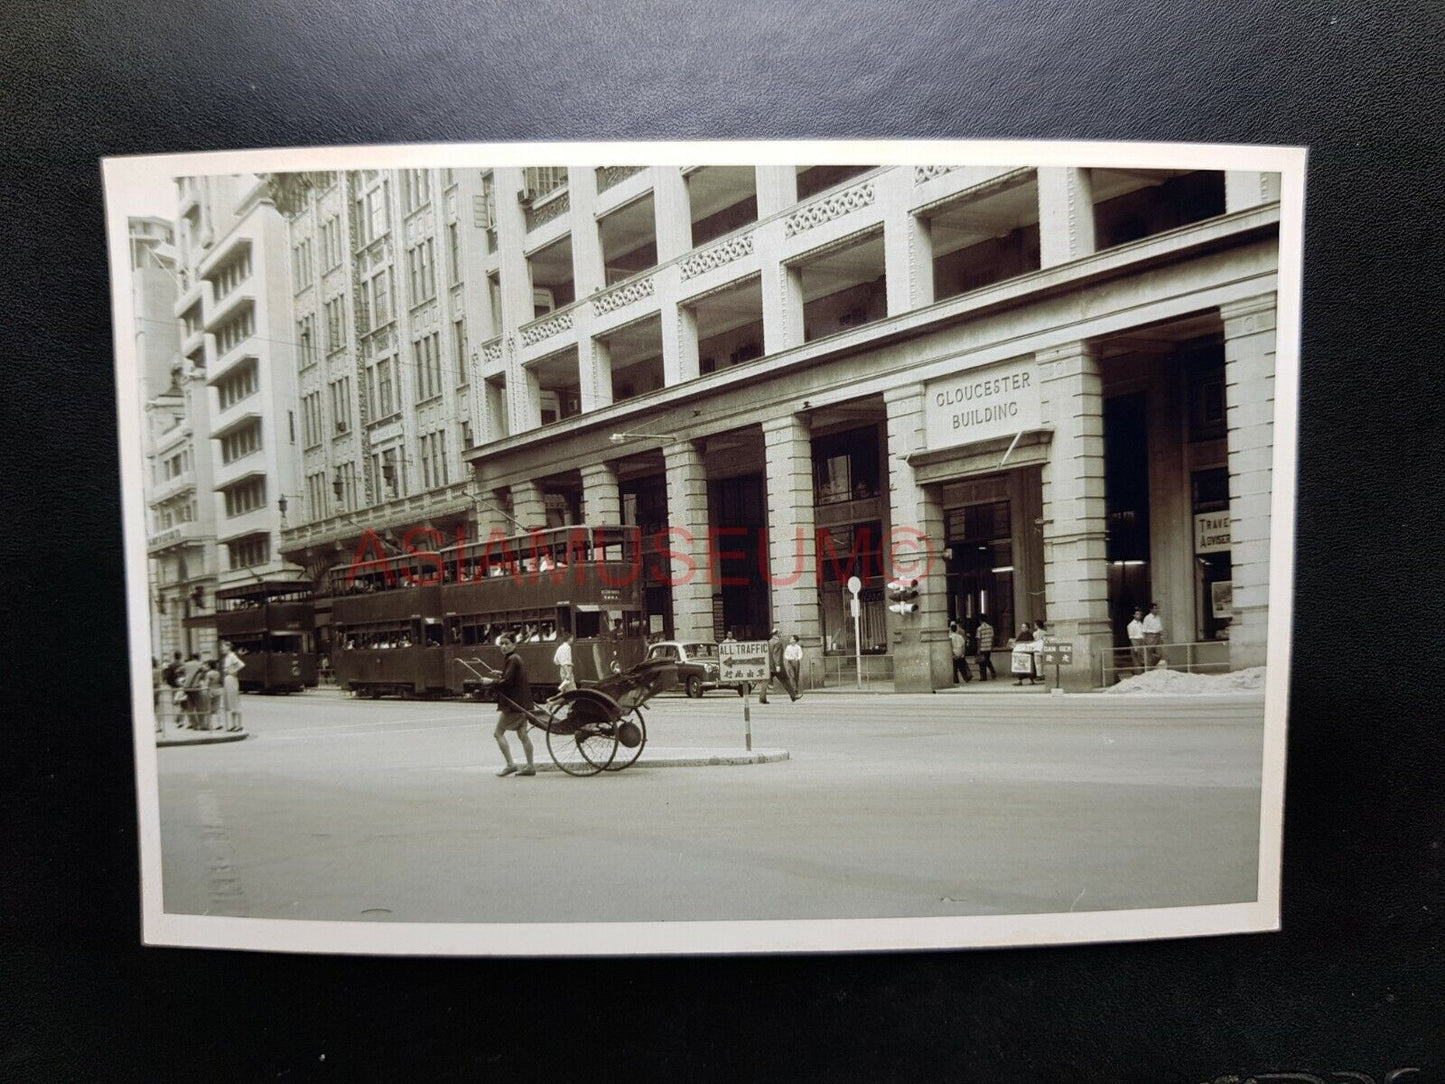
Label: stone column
xmin=661 ymin=291 xmax=700 ymax=386
xmin=882 ymin=168 xmax=932 ymax=315
xmin=1037 ymin=167 xmax=1097 ymax=268
xmin=1225 ymin=172 xmax=1282 ymax=213
xmin=580 ymin=336 xmax=613 ymax=413
xmin=1037 ymin=341 xmax=1112 ymax=688
xmin=493 ymin=168 xmax=539 ymax=431
xmin=662 ymin=440 xmax=714 ymax=642
xmin=652 ymin=167 xmax=693 ymax=262
xmin=762 ymin=416 xmax=822 ymax=685
xmin=510 ymin=480 xmax=547 ymax=533
xmin=883 ymin=384 xmax=951 ymax=692
xmin=568 ymin=167 xmax=605 ymax=298
xmin=580 ymin=461 xmax=620 ymax=524
xmin=1221 ymin=294 xmax=1276 ymax=670
xmin=754 ymin=166 xmax=798 ymax=218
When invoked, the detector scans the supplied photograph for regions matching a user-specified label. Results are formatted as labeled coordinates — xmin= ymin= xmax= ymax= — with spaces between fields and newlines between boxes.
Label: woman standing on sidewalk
xmin=220 ymin=641 xmax=245 ymax=732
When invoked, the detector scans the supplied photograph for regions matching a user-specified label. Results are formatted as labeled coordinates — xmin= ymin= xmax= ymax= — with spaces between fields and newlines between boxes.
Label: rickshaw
xmin=458 ymin=657 xmax=677 ymax=776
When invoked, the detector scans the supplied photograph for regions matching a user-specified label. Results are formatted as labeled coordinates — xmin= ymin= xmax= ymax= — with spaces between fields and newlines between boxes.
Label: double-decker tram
xmin=439 ymin=524 xmax=648 ymax=699
xmin=327 ymin=551 xmax=448 ymax=698
xmin=214 ymin=581 xmax=319 ymax=693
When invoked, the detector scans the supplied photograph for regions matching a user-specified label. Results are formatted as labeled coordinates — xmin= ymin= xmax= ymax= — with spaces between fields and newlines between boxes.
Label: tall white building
xmin=134 ymin=216 xmax=218 ymax=658
xmin=172 ymin=174 xmax=306 ymax=595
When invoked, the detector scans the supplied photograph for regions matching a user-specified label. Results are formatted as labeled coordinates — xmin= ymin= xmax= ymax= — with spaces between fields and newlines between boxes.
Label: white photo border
xmin=105 ymin=139 xmax=1305 ymax=956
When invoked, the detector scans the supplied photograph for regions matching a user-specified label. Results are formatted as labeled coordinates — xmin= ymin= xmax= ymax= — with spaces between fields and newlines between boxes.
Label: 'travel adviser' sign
xmin=1195 ymin=511 xmax=1231 ymax=554
xmin=924 ymin=357 xmax=1042 ymax=451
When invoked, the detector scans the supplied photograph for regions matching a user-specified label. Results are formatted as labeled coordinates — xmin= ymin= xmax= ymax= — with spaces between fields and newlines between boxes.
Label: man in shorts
xmin=488 ymin=635 xmax=536 ymax=777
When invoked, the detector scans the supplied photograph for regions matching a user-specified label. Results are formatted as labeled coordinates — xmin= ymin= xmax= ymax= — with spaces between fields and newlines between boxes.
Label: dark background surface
xmin=2 ymin=1 xmax=1441 ymax=1080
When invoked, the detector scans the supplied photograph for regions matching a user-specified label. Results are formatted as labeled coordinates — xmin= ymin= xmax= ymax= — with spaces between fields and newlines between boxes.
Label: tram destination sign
xmin=924 ymin=356 xmax=1042 ymax=451
xmin=719 ymin=640 xmax=769 ymax=682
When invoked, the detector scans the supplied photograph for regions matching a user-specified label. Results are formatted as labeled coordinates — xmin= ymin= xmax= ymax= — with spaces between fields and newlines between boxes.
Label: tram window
xmin=424 ymin=623 xmax=444 ymax=647
xmin=540 ymin=620 xmax=556 ymax=641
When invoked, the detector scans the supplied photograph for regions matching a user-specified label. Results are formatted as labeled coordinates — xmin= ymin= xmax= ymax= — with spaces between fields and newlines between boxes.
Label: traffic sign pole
xmin=847 ymin=576 xmax=862 ymax=690
xmin=743 ymin=684 xmax=752 ymax=751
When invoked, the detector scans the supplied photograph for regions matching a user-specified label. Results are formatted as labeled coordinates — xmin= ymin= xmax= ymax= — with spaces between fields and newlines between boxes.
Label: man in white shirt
xmin=1126 ymin=608 xmax=1146 ymax=675
xmin=783 ymin=634 xmax=804 ymax=700
xmin=1141 ymin=602 xmax=1165 ymax=668
xmin=552 ymin=631 xmax=576 ymax=694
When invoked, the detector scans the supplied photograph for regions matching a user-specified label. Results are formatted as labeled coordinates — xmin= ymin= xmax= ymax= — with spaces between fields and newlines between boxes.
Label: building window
xmin=523 ymin=166 xmax=568 ymax=201
xmin=297 ymin=314 xmax=317 ymax=370
xmin=301 ymin=391 xmax=323 ymax=448
xmin=452 ymin=319 xmax=467 ymax=385
xmin=329 ymin=376 xmax=352 ymax=435
xmin=407 ymin=239 xmax=436 ymax=306
xmin=356 ymin=182 xmax=390 ymax=246
xmin=460 ymin=418 xmax=473 ymax=450
xmin=446 ymin=223 xmax=461 ymax=284
xmin=214 ymin=306 xmax=255 ymax=356
xmin=402 ymin=170 xmax=431 ymax=214
xmin=324 ymin=298 xmax=346 ymax=354
xmin=335 ymin=461 xmax=357 ymax=511
xmin=219 ymin=419 xmax=262 ymax=464
xmin=223 ymin=476 xmax=267 ymax=518
xmin=420 ymin=430 xmax=449 ymax=489
xmin=321 ymin=216 xmax=343 ymax=270
xmin=366 ymin=267 xmax=394 ymax=329
xmin=211 ymin=247 xmax=252 ymax=300
xmin=369 ymin=357 xmax=397 ymax=419
xmin=216 ymin=360 xmax=258 ymax=411
xmin=292 ymin=238 xmax=313 ymax=291
xmin=414 ymin=332 xmax=443 ymax=401
xmin=374 ymin=447 xmax=404 ymax=498
xmin=227 ymin=534 xmax=270 ymax=570
xmin=811 ymin=428 xmax=881 ymax=504
xmin=306 ymin=471 xmax=328 ymax=518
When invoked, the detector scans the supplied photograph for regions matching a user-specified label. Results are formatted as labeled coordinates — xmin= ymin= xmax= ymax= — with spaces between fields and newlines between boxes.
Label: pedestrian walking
xmin=178 ymin=653 xmax=206 ymax=728
xmin=975 ymin=615 xmax=996 ymax=681
xmin=204 ymin=660 xmax=223 ymax=730
xmin=552 ymin=630 xmax=576 ymax=695
xmin=1126 ymin=607 xmax=1146 ymax=676
xmin=486 ymin=634 xmax=536 ymax=777
xmin=783 ymin=634 xmax=804 ymax=699
xmin=221 ymin=641 xmax=246 ymax=731
xmin=1142 ymin=602 xmax=1165 ymax=668
xmin=948 ymin=622 xmax=973 ymax=684
xmin=759 ymin=628 xmax=798 ymax=703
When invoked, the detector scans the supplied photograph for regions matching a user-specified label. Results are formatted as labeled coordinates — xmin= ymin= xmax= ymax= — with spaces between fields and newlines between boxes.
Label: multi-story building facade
xmin=134 ymin=215 xmax=218 ymax=658
xmin=172 ymin=174 xmax=306 ymax=599
xmin=275 ymin=163 xmax=1282 ymax=690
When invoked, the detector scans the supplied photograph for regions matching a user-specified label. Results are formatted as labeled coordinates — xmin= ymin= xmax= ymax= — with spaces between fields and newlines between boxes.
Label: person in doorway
xmin=783 ymin=634 xmax=804 ymax=700
xmin=220 ymin=641 xmax=246 ymax=731
xmin=488 ymin=635 xmax=536 ymax=777
xmin=722 ymin=630 xmax=736 ymax=644
xmin=759 ymin=629 xmax=798 ymax=703
xmin=1126 ymin=607 xmax=1146 ymax=676
xmin=552 ymin=631 xmax=576 ymax=696
xmin=975 ymin=615 xmax=996 ymax=681
xmin=948 ymin=622 xmax=972 ymax=684
xmin=1142 ymin=602 xmax=1165 ymax=668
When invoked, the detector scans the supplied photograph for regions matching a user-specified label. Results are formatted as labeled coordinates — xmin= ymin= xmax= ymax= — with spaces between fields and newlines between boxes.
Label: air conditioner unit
xmin=532 ymin=288 xmax=555 ymax=318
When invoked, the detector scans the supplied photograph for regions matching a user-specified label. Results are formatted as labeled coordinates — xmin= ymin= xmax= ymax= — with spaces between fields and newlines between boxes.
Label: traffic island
xmin=474 ymin=747 xmax=790 ymax=774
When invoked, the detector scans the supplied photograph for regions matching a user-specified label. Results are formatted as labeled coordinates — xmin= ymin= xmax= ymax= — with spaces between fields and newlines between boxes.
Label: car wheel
xmin=685 ymin=675 xmax=703 ymax=699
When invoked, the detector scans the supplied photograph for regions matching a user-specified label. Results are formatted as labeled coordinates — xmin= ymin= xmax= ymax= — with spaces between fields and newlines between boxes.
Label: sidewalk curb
xmin=478 ymin=747 xmax=790 ymax=774
xmin=157 ymin=730 xmax=250 ymax=748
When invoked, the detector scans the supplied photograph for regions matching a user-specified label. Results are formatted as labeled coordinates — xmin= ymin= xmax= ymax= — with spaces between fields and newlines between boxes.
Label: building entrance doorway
xmin=945 ymin=498 xmax=1014 ymax=644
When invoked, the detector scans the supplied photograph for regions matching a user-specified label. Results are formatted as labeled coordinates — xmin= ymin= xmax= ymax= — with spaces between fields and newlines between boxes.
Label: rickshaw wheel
xmin=603 ymin=708 xmax=647 ymax=772
xmin=547 ymin=722 xmax=616 ymax=776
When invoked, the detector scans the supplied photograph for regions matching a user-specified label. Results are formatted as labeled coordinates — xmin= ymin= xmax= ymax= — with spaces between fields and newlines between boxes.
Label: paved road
xmin=156 ymin=687 xmax=1265 ymax=923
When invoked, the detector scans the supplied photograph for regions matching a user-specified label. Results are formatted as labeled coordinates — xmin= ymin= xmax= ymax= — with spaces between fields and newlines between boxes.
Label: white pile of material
xmin=1105 ymin=665 xmax=1267 ymax=695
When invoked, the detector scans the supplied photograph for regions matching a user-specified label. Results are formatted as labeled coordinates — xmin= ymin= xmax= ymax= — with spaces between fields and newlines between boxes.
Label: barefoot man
xmin=489 ymin=634 xmax=536 ymax=777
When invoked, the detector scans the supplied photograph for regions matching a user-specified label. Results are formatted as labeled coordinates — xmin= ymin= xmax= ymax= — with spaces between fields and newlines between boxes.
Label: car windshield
xmin=685 ymin=643 xmax=717 ymax=658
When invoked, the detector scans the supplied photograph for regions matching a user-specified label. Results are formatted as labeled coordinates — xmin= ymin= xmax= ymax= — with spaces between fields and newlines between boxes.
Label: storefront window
xmin=811 ymin=428 xmax=880 ymax=505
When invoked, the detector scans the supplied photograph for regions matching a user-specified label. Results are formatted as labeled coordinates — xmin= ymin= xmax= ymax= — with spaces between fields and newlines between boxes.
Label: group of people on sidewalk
xmin=947 ymin=616 xmax=999 ymax=685
xmin=154 ymin=643 xmax=246 ymax=732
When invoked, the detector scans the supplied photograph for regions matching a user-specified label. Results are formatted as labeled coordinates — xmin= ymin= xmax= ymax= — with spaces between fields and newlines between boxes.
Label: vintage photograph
xmin=105 ymin=142 xmax=1303 ymax=954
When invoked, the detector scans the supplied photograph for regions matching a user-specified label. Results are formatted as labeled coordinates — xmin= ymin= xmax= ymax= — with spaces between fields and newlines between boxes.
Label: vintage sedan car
xmin=643 ymin=640 xmax=748 ymax=698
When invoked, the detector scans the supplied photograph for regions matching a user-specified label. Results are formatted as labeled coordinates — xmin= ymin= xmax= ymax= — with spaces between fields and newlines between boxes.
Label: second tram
xmin=214 ymin=581 xmax=319 ymax=693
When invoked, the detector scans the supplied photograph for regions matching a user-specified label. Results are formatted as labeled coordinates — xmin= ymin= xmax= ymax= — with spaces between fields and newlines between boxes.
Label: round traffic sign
xmin=846 ymin=575 xmax=861 ymax=595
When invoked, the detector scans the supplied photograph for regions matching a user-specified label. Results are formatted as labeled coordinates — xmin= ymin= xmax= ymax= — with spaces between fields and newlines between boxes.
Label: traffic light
xmin=887 ymin=577 xmax=920 ymax=614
